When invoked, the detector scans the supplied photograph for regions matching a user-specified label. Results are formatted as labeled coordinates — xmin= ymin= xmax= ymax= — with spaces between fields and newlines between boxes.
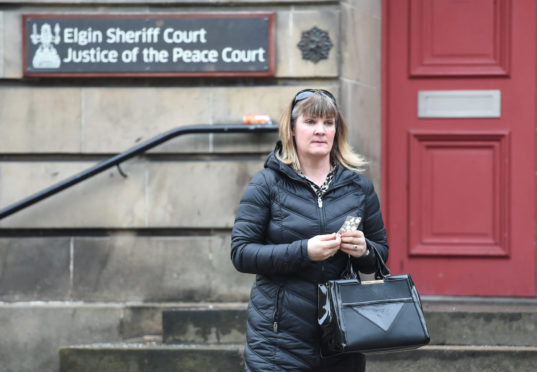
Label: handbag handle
xmin=341 ymin=244 xmax=390 ymax=281
xmin=370 ymin=244 xmax=390 ymax=278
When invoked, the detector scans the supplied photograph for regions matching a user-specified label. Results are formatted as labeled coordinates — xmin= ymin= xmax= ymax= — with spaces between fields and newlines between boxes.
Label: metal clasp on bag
xmin=361 ymin=279 xmax=385 ymax=285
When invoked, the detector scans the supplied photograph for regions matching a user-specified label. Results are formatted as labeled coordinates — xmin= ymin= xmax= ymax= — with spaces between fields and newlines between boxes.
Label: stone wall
xmin=0 ymin=1 xmax=381 ymax=371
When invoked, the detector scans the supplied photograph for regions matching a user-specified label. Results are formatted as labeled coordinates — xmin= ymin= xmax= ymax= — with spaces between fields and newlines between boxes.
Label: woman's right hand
xmin=307 ymin=233 xmax=341 ymax=261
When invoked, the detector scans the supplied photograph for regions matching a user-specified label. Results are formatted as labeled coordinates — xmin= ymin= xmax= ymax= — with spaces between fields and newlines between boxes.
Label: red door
xmin=382 ymin=0 xmax=537 ymax=296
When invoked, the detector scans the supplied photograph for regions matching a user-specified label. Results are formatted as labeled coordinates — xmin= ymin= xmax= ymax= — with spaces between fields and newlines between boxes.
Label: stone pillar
xmin=340 ymin=0 xmax=382 ymax=191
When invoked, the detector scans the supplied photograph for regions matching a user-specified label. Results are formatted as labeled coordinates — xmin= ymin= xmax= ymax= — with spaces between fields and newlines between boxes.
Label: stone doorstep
xmin=366 ymin=345 xmax=537 ymax=372
xmin=125 ymin=297 xmax=537 ymax=312
xmin=421 ymin=296 xmax=537 ymax=313
xmin=62 ymin=344 xmax=537 ymax=352
xmin=160 ymin=299 xmax=537 ymax=347
xmin=59 ymin=344 xmax=246 ymax=372
xmin=58 ymin=344 xmax=537 ymax=372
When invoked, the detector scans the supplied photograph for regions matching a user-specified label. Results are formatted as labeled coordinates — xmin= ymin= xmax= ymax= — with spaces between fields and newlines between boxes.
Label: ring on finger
xmin=353 ymin=244 xmax=358 ymax=250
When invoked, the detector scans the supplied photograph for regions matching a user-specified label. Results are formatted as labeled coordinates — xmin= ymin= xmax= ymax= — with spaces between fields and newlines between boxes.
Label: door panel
xmin=409 ymin=0 xmax=511 ymax=76
xmin=383 ymin=0 xmax=536 ymax=296
xmin=408 ymin=131 xmax=510 ymax=257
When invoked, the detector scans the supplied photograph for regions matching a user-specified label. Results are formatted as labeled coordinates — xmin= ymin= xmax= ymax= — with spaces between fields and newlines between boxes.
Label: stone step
xmin=59 ymin=343 xmax=244 ymax=372
xmin=366 ymin=346 xmax=537 ymax=372
xmin=161 ymin=298 xmax=537 ymax=346
xmin=59 ymin=343 xmax=537 ymax=372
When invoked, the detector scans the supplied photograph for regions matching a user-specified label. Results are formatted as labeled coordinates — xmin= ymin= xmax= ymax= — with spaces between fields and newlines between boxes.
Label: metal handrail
xmin=0 ymin=124 xmax=278 ymax=220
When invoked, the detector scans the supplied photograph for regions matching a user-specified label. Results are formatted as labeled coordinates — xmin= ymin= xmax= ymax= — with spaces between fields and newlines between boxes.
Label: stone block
xmin=274 ymin=10 xmax=293 ymax=77
xmin=81 ymin=85 xmax=339 ymax=155
xmin=0 ymin=11 xmax=4 ymax=77
xmin=0 ymin=304 xmax=122 ymax=372
xmin=71 ymin=235 xmax=252 ymax=302
xmin=341 ymin=2 xmax=382 ymax=86
xmin=0 ymin=87 xmax=81 ymax=153
xmin=0 ymin=160 xmax=146 ymax=228
xmin=119 ymin=303 xmax=249 ymax=341
xmin=211 ymin=86 xmax=295 ymax=126
xmin=82 ymin=83 xmax=337 ymax=153
xmin=2 ymin=10 xmax=21 ymax=79
xmin=341 ymin=0 xmax=382 ymax=17
xmin=210 ymin=85 xmax=315 ymax=154
xmin=208 ymin=234 xmax=253 ymax=302
xmin=211 ymin=131 xmax=279 ymax=154
xmin=72 ymin=236 xmax=211 ymax=302
xmin=0 ymin=238 xmax=71 ymax=301
xmin=146 ymin=160 xmax=263 ymax=228
xmin=119 ymin=304 xmax=170 ymax=340
xmin=211 ymin=84 xmax=338 ymax=128
xmin=0 ymin=158 xmax=269 ymax=229
xmin=277 ymin=7 xmax=339 ymax=78
xmin=163 ymin=306 xmax=247 ymax=344
xmin=81 ymin=87 xmax=212 ymax=153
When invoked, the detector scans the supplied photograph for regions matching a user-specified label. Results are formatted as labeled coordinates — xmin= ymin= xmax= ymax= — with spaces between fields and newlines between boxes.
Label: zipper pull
xmin=273 ymin=321 xmax=279 ymax=333
xmin=317 ymin=197 xmax=323 ymax=208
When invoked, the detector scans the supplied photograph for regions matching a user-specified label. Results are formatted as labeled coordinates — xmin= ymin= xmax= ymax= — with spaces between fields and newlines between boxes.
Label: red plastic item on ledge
xmin=243 ymin=114 xmax=272 ymax=124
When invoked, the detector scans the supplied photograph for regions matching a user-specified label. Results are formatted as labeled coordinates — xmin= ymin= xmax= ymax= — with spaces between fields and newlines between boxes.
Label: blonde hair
xmin=276 ymin=90 xmax=367 ymax=173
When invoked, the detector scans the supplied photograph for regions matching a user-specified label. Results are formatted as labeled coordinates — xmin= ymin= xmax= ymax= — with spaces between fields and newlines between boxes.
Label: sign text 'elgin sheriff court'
xmin=23 ymin=14 xmax=275 ymax=77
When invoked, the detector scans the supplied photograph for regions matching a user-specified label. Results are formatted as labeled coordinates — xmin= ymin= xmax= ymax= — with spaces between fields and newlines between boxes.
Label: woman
xmin=231 ymin=89 xmax=388 ymax=371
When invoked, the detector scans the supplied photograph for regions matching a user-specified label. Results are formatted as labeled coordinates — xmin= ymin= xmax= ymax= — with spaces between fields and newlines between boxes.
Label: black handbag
xmin=318 ymin=246 xmax=430 ymax=356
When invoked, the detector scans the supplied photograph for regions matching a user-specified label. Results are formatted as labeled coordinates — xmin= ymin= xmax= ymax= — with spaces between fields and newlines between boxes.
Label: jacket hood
xmin=264 ymin=141 xmax=301 ymax=181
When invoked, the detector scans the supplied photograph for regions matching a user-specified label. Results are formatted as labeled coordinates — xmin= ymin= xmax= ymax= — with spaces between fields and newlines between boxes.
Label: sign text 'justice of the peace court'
xmin=23 ymin=14 xmax=275 ymax=77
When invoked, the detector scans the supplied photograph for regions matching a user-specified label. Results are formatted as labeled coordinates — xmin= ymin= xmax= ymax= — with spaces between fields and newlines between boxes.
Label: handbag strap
xmin=341 ymin=244 xmax=390 ymax=280
xmin=369 ymin=244 xmax=390 ymax=278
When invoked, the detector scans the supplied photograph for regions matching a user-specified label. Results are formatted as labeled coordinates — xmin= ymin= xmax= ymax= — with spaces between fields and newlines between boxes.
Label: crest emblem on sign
xmin=30 ymin=23 xmax=62 ymax=69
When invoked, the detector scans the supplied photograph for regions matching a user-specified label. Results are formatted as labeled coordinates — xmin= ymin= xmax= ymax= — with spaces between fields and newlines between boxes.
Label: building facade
xmin=1 ymin=0 xmax=535 ymax=371
xmin=0 ymin=1 xmax=381 ymax=371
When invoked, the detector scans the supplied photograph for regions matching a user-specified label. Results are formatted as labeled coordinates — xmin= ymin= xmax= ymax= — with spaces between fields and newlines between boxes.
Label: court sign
xmin=23 ymin=14 xmax=275 ymax=77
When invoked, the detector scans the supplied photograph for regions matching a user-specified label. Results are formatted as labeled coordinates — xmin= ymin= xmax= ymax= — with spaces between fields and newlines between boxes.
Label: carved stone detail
xmin=297 ymin=26 xmax=333 ymax=63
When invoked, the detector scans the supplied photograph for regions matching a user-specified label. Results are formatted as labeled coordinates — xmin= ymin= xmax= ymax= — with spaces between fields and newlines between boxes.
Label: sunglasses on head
xmin=291 ymin=89 xmax=336 ymax=111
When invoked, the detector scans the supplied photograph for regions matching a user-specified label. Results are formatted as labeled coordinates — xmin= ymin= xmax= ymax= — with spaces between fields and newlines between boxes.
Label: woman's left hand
xmin=339 ymin=230 xmax=369 ymax=258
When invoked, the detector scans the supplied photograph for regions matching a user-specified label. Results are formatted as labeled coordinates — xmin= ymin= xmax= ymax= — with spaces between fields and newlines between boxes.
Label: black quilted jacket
xmin=231 ymin=144 xmax=389 ymax=372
